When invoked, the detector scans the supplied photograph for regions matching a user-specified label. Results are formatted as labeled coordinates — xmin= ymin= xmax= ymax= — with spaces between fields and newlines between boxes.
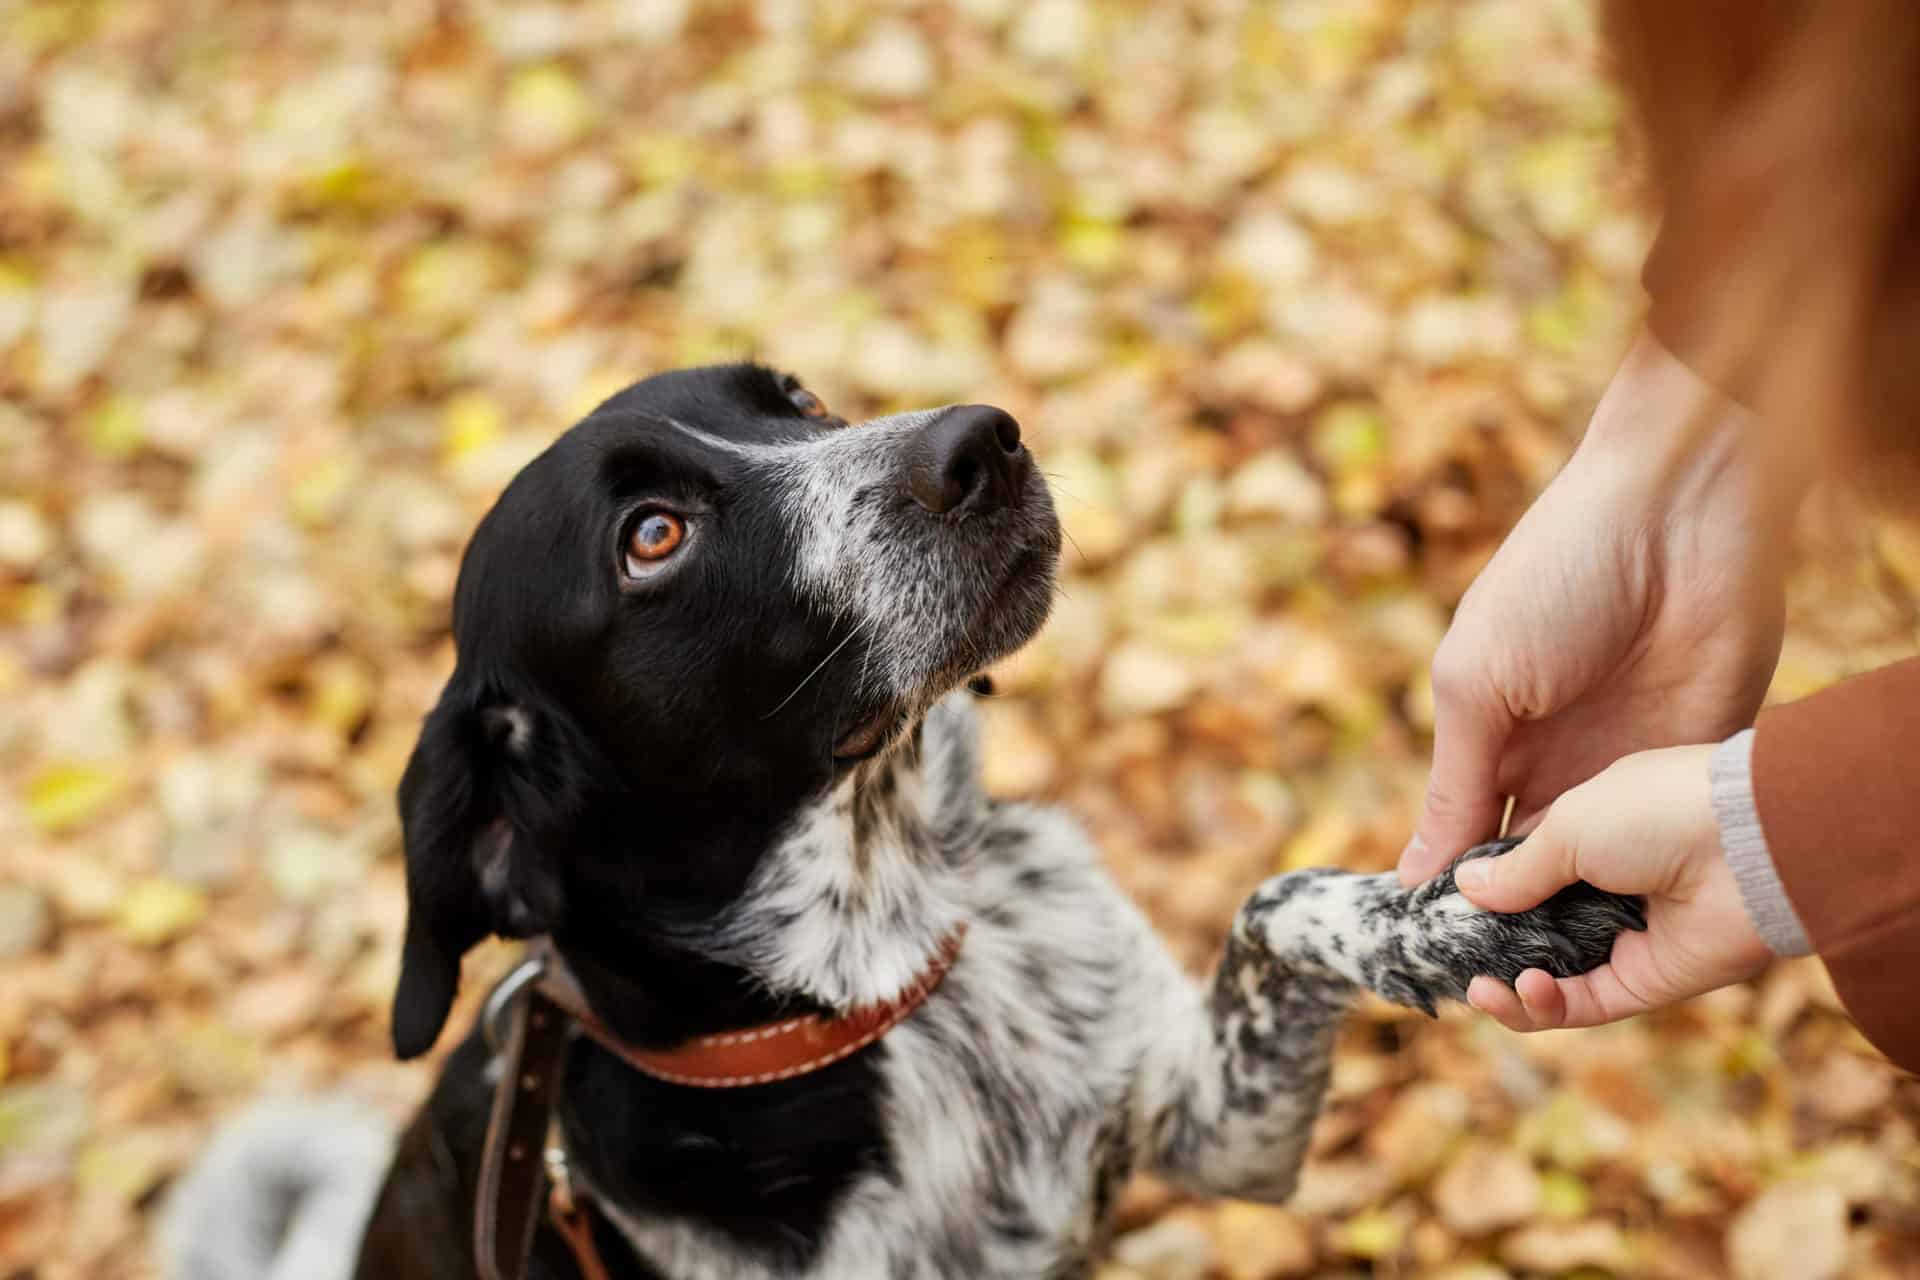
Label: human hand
xmin=1453 ymin=745 xmax=1773 ymax=1030
xmin=1399 ymin=332 xmax=1792 ymax=885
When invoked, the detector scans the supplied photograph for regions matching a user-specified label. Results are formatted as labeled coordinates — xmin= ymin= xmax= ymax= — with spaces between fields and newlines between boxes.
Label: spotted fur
xmin=162 ymin=366 xmax=1644 ymax=1280
xmin=584 ymin=697 xmax=1643 ymax=1278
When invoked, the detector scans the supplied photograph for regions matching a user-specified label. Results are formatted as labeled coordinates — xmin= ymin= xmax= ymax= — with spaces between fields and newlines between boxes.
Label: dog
xmin=163 ymin=364 xmax=1642 ymax=1280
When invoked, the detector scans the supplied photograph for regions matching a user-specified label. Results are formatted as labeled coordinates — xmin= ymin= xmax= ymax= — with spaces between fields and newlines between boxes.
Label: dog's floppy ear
xmin=390 ymin=682 xmax=570 ymax=1059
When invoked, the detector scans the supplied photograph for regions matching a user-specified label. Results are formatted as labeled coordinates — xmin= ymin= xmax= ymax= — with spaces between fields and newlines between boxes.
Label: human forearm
xmin=1753 ymin=659 xmax=1920 ymax=1073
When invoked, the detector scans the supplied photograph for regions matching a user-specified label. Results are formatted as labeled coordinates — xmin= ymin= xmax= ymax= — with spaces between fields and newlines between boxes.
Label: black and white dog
xmin=164 ymin=364 xmax=1640 ymax=1280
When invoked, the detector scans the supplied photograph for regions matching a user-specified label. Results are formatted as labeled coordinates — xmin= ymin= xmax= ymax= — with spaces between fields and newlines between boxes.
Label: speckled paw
xmin=1437 ymin=838 xmax=1646 ymax=986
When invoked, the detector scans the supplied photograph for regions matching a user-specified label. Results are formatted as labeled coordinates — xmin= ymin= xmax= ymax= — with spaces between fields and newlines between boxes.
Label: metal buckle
xmin=482 ymin=950 xmax=550 ymax=1055
xmin=543 ymin=1131 xmax=576 ymax=1216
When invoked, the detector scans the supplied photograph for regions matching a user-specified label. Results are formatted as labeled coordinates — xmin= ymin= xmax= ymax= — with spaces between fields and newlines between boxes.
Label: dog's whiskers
xmin=763 ymin=624 xmax=862 ymax=720
xmin=854 ymin=614 xmax=878 ymax=702
xmin=1033 ymin=482 xmax=1088 ymax=567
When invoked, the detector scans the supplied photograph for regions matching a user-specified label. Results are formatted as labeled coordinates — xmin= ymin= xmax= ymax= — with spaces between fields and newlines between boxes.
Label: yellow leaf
xmin=769 ymin=159 xmax=832 ymax=199
xmin=1 ymin=582 xmax=60 ymax=626
xmin=944 ymin=225 xmax=1014 ymax=308
xmin=442 ymin=391 xmax=506 ymax=466
xmin=305 ymin=156 xmax=375 ymax=208
xmin=117 ymin=878 xmax=207 ymax=946
xmin=84 ymin=395 xmax=143 ymax=459
xmin=308 ymin=654 xmax=374 ymax=739
xmin=564 ymin=370 xmax=635 ymax=423
xmin=1192 ymin=272 xmax=1263 ymax=339
xmin=1517 ymin=1091 xmax=1633 ymax=1171
xmin=1312 ymin=402 xmax=1387 ymax=476
xmin=1725 ymin=1028 xmax=1781 ymax=1076
xmin=76 ymin=1134 xmax=170 ymax=1202
xmin=1768 ymin=656 xmax=1836 ymax=703
xmin=290 ymin=453 xmax=358 ymax=526
xmin=1282 ymin=812 xmax=1355 ymax=873
xmin=1404 ymin=667 xmax=1435 ymax=733
xmin=1513 ymin=136 xmax=1602 ymax=238
xmin=25 ymin=764 xmax=127 ymax=834
xmin=1060 ymin=214 xmax=1124 ymax=274
xmin=402 ymin=242 xmax=502 ymax=319
xmin=1136 ymin=608 xmax=1250 ymax=657
xmin=1538 ymin=1168 xmax=1591 ymax=1219
xmin=625 ymin=133 xmax=697 ymax=189
xmin=1525 ymin=271 xmax=1605 ymax=354
xmin=504 ymin=64 xmax=593 ymax=150
xmin=168 ymin=1018 xmax=263 ymax=1096
xmin=1338 ymin=1208 xmax=1404 ymax=1259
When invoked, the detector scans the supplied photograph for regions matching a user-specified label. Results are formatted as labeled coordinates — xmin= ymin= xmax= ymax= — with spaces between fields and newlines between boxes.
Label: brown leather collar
xmin=474 ymin=928 xmax=966 ymax=1280
xmin=544 ymin=927 xmax=966 ymax=1088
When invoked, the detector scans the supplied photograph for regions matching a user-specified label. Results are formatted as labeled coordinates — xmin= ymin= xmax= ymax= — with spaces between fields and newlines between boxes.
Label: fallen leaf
xmin=116 ymin=880 xmax=208 ymax=947
xmin=1727 ymin=1181 xmax=1849 ymax=1280
xmin=25 ymin=764 xmax=129 ymax=835
xmin=1433 ymin=1141 xmax=1541 ymax=1236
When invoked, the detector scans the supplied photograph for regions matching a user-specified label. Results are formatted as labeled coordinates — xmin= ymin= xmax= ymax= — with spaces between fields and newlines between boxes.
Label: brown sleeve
xmin=1611 ymin=0 xmax=1920 ymax=506
xmin=1752 ymin=658 xmax=1920 ymax=1074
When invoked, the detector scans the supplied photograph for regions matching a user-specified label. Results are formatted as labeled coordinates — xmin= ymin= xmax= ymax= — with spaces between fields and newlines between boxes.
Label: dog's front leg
xmin=1135 ymin=840 xmax=1641 ymax=1202
xmin=1130 ymin=919 xmax=1353 ymax=1202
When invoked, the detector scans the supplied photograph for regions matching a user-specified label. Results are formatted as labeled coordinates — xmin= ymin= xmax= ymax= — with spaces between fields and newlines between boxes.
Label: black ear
xmin=390 ymin=684 xmax=568 ymax=1060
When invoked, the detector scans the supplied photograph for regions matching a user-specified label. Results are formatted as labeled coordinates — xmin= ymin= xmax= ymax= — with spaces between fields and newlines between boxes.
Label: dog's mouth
xmin=831 ymin=501 xmax=1060 ymax=765
xmin=833 ymin=701 xmax=906 ymax=762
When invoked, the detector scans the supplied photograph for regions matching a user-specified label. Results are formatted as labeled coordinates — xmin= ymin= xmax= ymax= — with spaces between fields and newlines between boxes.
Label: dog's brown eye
xmin=787 ymin=384 xmax=831 ymax=419
xmin=626 ymin=512 xmax=685 ymax=566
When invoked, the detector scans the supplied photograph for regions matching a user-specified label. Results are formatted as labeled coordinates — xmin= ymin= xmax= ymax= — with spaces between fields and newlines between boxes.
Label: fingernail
xmin=1455 ymin=859 xmax=1489 ymax=891
xmin=1397 ymin=835 xmax=1429 ymax=885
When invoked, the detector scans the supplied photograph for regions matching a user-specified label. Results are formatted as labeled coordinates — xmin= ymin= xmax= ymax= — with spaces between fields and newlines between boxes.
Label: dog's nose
xmin=907 ymin=405 xmax=1027 ymax=515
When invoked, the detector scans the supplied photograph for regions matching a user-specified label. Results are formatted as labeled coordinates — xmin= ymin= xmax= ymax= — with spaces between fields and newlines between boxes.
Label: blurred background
xmin=2 ymin=0 xmax=1917 ymax=1276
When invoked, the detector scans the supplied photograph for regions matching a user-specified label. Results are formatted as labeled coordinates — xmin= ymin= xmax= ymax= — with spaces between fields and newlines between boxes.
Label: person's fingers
xmin=1400 ymin=690 xmax=1509 ymax=886
xmin=1466 ymin=971 xmax=1571 ymax=1032
xmin=1469 ymin=961 xmax=1650 ymax=1033
xmin=1533 ymin=944 xmax=1661 ymax=1029
xmin=1466 ymin=975 xmax=1532 ymax=1031
xmin=1512 ymin=969 xmax=1568 ymax=1027
xmin=1453 ymin=816 xmax=1579 ymax=912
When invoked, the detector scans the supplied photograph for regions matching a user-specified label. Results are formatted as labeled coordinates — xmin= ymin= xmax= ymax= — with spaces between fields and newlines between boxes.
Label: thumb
xmin=1453 ymin=816 xmax=1580 ymax=912
xmin=1400 ymin=698 xmax=1508 ymax=886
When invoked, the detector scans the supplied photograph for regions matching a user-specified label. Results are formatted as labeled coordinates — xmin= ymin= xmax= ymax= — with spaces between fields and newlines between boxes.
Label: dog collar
xmin=538 ymin=926 xmax=966 ymax=1088
xmin=473 ymin=928 xmax=966 ymax=1280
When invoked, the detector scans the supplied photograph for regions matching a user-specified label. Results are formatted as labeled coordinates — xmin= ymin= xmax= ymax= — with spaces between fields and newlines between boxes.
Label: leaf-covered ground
xmin=2 ymin=1 xmax=1917 ymax=1277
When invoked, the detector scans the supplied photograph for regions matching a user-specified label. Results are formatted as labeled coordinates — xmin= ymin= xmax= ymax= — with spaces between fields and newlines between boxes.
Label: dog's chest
xmin=599 ymin=806 xmax=1158 ymax=1280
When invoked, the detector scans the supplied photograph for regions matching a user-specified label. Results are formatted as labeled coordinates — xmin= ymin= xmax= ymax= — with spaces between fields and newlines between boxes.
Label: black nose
xmin=907 ymin=405 xmax=1027 ymax=515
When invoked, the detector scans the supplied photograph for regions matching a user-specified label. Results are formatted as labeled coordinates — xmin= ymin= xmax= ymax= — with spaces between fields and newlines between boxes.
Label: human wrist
xmin=1578 ymin=329 xmax=1801 ymax=548
xmin=1580 ymin=331 xmax=1748 ymax=476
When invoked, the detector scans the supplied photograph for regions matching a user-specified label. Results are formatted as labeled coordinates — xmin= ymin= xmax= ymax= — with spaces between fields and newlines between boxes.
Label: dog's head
xmin=390 ymin=364 xmax=1060 ymax=1057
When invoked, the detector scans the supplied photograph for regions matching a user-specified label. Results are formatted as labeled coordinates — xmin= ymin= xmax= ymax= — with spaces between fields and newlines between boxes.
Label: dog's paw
xmin=1387 ymin=837 xmax=1646 ymax=1013
xmin=1231 ymin=847 xmax=1645 ymax=1019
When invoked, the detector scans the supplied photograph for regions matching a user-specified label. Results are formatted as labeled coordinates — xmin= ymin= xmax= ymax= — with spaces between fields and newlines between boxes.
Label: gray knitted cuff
xmin=1711 ymin=729 xmax=1813 ymax=958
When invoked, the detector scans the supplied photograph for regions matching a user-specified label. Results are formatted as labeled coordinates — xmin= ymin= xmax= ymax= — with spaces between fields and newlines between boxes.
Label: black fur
xmin=335 ymin=365 xmax=1638 ymax=1280
xmin=364 ymin=366 xmax=1058 ymax=1277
